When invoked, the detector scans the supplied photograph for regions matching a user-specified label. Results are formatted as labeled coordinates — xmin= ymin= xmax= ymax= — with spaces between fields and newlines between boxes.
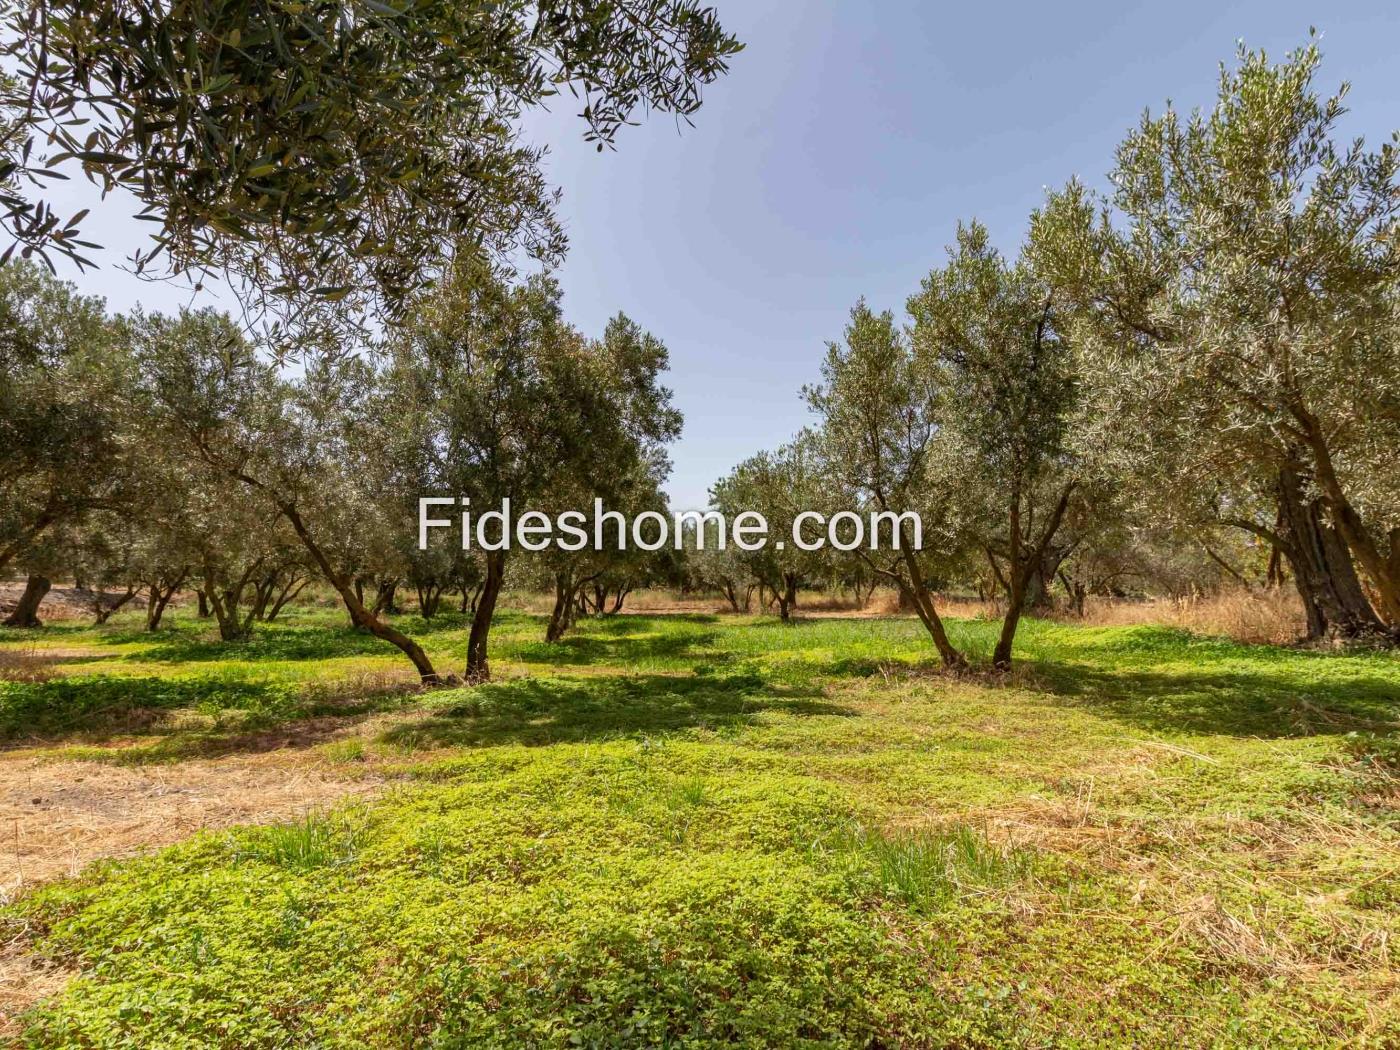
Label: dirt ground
xmin=0 ymin=739 xmax=390 ymax=1035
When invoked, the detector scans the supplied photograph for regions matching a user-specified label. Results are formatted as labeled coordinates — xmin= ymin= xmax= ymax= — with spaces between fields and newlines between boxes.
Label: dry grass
xmin=0 ymin=743 xmax=392 ymax=1037
xmin=0 ymin=750 xmax=386 ymax=904
xmin=0 ymin=649 xmax=56 ymax=686
xmin=1065 ymin=588 xmax=1306 ymax=645
xmin=300 ymin=669 xmax=424 ymax=708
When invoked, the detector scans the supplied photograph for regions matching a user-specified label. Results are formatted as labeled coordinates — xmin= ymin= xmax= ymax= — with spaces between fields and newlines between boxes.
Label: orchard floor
xmin=0 ymin=607 xmax=1397 ymax=1047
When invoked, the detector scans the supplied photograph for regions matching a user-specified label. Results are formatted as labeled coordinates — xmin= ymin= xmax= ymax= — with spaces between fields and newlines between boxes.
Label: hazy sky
xmin=36 ymin=1 xmax=1400 ymax=509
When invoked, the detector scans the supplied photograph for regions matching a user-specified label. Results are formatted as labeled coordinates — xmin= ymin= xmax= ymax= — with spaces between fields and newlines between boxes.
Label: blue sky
xmin=40 ymin=1 xmax=1400 ymax=509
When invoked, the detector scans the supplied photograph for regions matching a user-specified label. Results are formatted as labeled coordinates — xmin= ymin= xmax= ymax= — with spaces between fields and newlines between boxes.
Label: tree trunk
xmin=993 ymin=482 xmax=1073 ymax=669
xmin=465 ymin=553 xmax=506 ymax=681
xmin=775 ymin=574 xmax=798 ymax=621
xmin=196 ymin=589 xmax=210 ymax=618
xmin=274 ymin=503 xmax=439 ymax=683
xmin=1058 ymin=571 xmax=1086 ymax=617
xmin=545 ymin=571 xmax=575 ymax=643
xmin=249 ymin=577 xmax=274 ymax=620
xmin=992 ymin=576 xmax=1026 ymax=669
xmin=1299 ymin=414 xmax=1400 ymax=630
xmin=145 ymin=573 xmax=185 ymax=632
xmin=266 ymin=576 xmax=309 ymax=621
xmin=897 ymin=548 xmax=965 ymax=668
xmin=1275 ymin=464 xmax=1384 ymax=640
xmin=204 ymin=568 xmax=253 ymax=642
xmin=372 ymin=580 xmax=399 ymax=617
xmin=3 ymin=575 xmax=51 ymax=628
xmin=94 ymin=585 xmax=139 ymax=625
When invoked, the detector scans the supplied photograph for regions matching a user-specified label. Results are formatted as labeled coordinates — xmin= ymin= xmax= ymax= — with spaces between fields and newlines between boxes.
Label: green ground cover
xmin=1 ymin=609 xmax=1397 ymax=1047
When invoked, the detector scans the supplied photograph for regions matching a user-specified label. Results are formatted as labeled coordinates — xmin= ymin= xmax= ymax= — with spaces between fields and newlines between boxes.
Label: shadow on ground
xmin=377 ymin=671 xmax=851 ymax=750
xmin=1031 ymin=657 xmax=1400 ymax=738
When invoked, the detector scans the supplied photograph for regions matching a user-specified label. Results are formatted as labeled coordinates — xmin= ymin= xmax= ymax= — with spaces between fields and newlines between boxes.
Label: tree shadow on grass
xmin=0 ymin=675 xmax=299 ymax=740
xmin=1029 ymin=657 xmax=1400 ymax=739
xmin=131 ymin=626 xmax=401 ymax=665
xmin=0 ymin=670 xmax=422 ymax=748
xmin=377 ymin=672 xmax=853 ymax=750
xmin=507 ymin=628 xmax=723 ymax=668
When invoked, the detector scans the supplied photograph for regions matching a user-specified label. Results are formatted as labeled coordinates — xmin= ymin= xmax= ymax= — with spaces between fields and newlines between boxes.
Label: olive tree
xmin=908 ymin=223 xmax=1079 ymax=667
xmin=390 ymin=262 xmax=680 ymax=680
xmin=1030 ymin=39 xmax=1400 ymax=640
xmin=134 ymin=307 xmax=445 ymax=676
xmin=805 ymin=302 xmax=971 ymax=667
xmin=0 ymin=262 xmax=133 ymax=581
xmin=710 ymin=432 xmax=829 ymax=622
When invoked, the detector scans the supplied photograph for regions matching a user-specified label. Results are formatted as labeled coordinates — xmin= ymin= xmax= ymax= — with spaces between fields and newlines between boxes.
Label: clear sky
xmin=36 ymin=1 xmax=1400 ymax=510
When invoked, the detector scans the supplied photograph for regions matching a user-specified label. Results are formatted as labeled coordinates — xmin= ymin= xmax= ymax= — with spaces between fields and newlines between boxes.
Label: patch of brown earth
xmin=0 ymin=744 xmax=390 ymax=1034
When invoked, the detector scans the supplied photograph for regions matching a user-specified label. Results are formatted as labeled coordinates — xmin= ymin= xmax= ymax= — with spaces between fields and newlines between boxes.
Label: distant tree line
xmin=699 ymin=39 xmax=1400 ymax=666
xmin=2 ymin=34 xmax=1397 ymax=678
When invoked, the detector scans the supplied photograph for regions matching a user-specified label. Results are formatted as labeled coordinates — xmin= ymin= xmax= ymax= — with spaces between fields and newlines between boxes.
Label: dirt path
xmin=0 ymin=742 xmax=389 ymax=1035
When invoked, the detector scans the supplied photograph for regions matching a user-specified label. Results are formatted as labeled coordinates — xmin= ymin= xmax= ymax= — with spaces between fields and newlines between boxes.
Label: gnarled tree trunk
xmin=3 ymin=575 xmax=52 ymax=628
xmin=1275 ymin=464 xmax=1384 ymax=641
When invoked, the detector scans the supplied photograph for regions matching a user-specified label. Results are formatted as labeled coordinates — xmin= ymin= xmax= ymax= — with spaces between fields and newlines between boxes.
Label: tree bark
xmin=992 ymin=483 xmax=1073 ymax=668
xmin=266 ymin=576 xmax=309 ymax=621
xmin=1298 ymin=412 xmax=1400 ymax=629
xmin=1273 ymin=464 xmax=1385 ymax=640
xmin=93 ymin=585 xmax=139 ymax=625
xmin=3 ymin=575 xmax=51 ymax=628
xmin=276 ymin=502 xmax=440 ymax=683
xmin=203 ymin=563 xmax=259 ymax=642
xmin=545 ymin=570 xmax=575 ymax=643
xmin=465 ymin=552 xmax=506 ymax=681
xmin=775 ymin=573 xmax=798 ymax=621
xmin=894 ymin=547 xmax=965 ymax=668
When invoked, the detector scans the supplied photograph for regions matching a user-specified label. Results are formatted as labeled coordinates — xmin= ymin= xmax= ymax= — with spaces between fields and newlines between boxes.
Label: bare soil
xmin=0 ymin=741 xmax=389 ymax=1034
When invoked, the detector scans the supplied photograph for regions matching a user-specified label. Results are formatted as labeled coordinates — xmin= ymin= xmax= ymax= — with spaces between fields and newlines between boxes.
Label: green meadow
xmin=2 ymin=608 xmax=1398 ymax=1047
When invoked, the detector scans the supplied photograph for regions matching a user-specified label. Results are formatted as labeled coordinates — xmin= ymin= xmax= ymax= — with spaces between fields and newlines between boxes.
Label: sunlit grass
xmin=2 ymin=602 xmax=1398 ymax=1045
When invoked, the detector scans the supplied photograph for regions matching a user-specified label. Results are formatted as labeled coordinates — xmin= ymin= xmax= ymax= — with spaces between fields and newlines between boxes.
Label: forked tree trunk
xmin=265 ymin=575 xmax=310 ymax=621
xmin=145 ymin=572 xmax=187 ymax=632
xmin=1024 ymin=544 xmax=1071 ymax=612
xmin=204 ymin=565 xmax=259 ymax=642
xmin=992 ymin=483 xmax=1074 ymax=669
xmin=4 ymin=575 xmax=51 ymax=628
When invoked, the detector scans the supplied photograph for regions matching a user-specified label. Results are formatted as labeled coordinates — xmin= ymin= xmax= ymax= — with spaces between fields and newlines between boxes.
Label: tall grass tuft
xmin=231 ymin=812 xmax=366 ymax=871
xmin=821 ymin=822 xmax=1036 ymax=912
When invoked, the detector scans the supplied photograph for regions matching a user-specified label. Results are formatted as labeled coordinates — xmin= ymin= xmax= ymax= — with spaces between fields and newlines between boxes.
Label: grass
xmin=1 ymin=604 xmax=1398 ymax=1046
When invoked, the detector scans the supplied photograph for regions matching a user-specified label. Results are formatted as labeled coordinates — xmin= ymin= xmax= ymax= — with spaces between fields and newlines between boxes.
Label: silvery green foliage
xmin=0 ymin=261 xmax=134 ymax=574
xmin=1030 ymin=38 xmax=1400 ymax=622
xmin=0 ymin=1 xmax=740 ymax=334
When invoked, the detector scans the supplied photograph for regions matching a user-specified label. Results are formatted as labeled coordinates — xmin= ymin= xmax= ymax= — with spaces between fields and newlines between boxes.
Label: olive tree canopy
xmin=0 ymin=0 xmax=740 ymax=328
